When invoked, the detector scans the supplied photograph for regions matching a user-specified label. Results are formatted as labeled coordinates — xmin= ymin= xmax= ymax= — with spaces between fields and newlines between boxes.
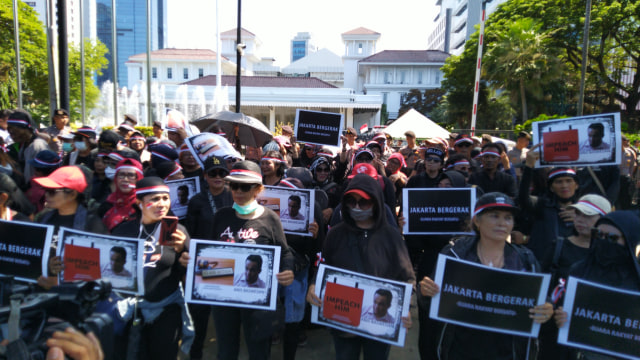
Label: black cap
xmin=473 ymin=192 xmax=518 ymax=217
xmin=7 ymin=109 xmax=35 ymax=130
xmin=404 ymin=130 xmax=416 ymax=138
xmin=99 ymin=130 xmax=120 ymax=151
xmin=54 ymin=109 xmax=69 ymax=117
xmin=149 ymin=143 xmax=179 ymax=163
xmin=346 ymin=127 xmax=357 ymax=135
xmin=29 ymin=150 xmax=62 ymax=169
xmin=204 ymin=156 xmax=228 ymax=173
xmin=72 ymin=126 xmax=97 ymax=140
xmin=517 ymin=131 xmax=531 ymax=140
xmin=425 ymin=147 xmax=445 ymax=160
xmin=224 ymin=160 xmax=263 ymax=184
xmin=123 ymin=113 xmax=138 ymax=125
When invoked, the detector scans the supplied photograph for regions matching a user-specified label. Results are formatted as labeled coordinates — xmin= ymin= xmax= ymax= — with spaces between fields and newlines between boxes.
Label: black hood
xmin=441 ymin=170 xmax=467 ymax=187
xmin=341 ymin=174 xmax=385 ymax=230
xmin=595 ymin=211 xmax=640 ymax=283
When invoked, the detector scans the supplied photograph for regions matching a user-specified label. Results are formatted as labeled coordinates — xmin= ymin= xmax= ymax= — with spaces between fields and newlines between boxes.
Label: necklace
xmin=477 ymin=241 xmax=504 ymax=268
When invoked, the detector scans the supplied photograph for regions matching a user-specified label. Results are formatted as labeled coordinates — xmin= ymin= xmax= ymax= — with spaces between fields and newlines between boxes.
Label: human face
xmin=573 ymin=209 xmax=601 ymax=237
xmin=230 ymin=182 xmax=261 ymax=206
xmin=205 ymin=168 xmax=228 ymax=192
xmin=288 ymin=199 xmax=301 ymax=217
xmin=314 ymin=164 xmax=330 ymax=183
xmin=168 ymin=131 xmax=182 ymax=146
xmin=481 ymin=147 xmax=501 ymax=171
xmin=550 ymin=176 xmax=578 ymax=199
xmin=453 ymin=163 xmax=470 ymax=174
xmin=455 ymin=142 xmax=473 ymax=157
xmin=152 ymin=125 xmax=163 ymax=138
xmin=178 ymin=189 xmax=188 ymax=205
xmin=245 ymin=260 xmax=261 ymax=284
xmin=260 ymin=159 xmax=276 ymax=177
xmin=129 ymin=137 xmax=145 ymax=151
xmin=344 ymin=193 xmax=373 ymax=211
xmin=140 ymin=193 xmax=170 ymax=223
xmin=180 ymin=151 xmax=198 ymax=168
xmin=110 ymin=251 xmax=126 ymax=273
xmin=517 ymin=137 xmax=530 ymax=149
xmin=93 ymin=156 xmax=106 ymax=174
xmin=474 ymin=209 xmax=514 ymax=243
xmin=438 ymin=178 xmax=452 ymax=188
xmin=345 ymin=133 xmax=356 ymax=144
xmin=354 ymin=154 xmax=373 ymax=165
xmin=166 ymin=170 xmax=184 ymax=181
xmin=116 ymin=170 xmax=137 ymax=193
xmin=53 ymin=114 xmax=69 ymax=129
xmin=593 ymin=223 xmax=625 ymax=247
xmin=44 ymin=188 xmax=76 ymax=210
xmin=372 ymin=293 xmax=391 ymax=318
xmin=385 ymin=158 xmax=401 ymax=174
xmin=304 ymin=146 xmax=316 ymax=158
xmin=7 ymin=125 xmax=30 ymax=144
xmin=588 ymin=128 xmax=603 ymax=147
xmin=425 ymin=156 xmax=443 ymax=172
xmin=369 ymin=147 xmax=381 ymax=159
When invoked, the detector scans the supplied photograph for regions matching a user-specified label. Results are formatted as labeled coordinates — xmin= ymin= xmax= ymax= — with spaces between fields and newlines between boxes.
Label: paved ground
xmin=197 ymin=295 xmax=421 ymax=359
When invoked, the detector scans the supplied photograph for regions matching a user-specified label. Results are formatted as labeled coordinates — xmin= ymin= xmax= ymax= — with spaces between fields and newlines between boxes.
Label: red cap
xmin=33 ymin=166 xmax=87 ymax=193
xmin=348 ymin=163 xmax=378 ymax=179
xmin=344 ymin=189 xmax=371 ymax=200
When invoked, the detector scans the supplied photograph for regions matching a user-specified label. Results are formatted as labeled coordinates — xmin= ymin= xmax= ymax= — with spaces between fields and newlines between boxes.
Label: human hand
xmin=554 ymin=306 xmax=568 ymax=328
xmin=322 ymin=208 xmax=333 ymax=224
xmin=168 ymin=229 xmax=186 ymax=253
xmin=525 ymin=144 xmax=541 ymax=168
xmin=419 ymin=276 xmax=440 ymax=297
xmin=276 ymin=270 xmax=294 ymax=286
xmin=46 ymin=328 xmax=104 ymax=360
xmin=397 ymin=215 xmax=406 ymax=231
xmin=529 ymin=302 xmax=554 ymax=324
xmin=306 ymin=284 xmax=322 ymax=307
xmin=401 ymin=315 xmax=412 ymax=329
xmin=510 ymin=231 xmax=526 ymax=245
xmin=37 ymin=276 xmax=59 ymax=290
xmin=309 ymin=221 xmax=319 ymax=239
xmin=179 ymin=252 xmax=190 ymax=268
xmin=49 ymin=256 xmax=63 ymax=276
xmin=558 ymin=207 xmax=576 ymax=223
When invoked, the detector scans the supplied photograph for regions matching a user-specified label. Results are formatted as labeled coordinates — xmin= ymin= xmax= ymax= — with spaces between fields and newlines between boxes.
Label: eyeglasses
xmin=591 ymin=228 xmax=623 ymax=244
xmin=456 ymin=143 xmax=472 ymax=148
xmin=207 ymin=169 xmax=228 ymax=178
xmin=425 ymin=157 xmax=442 ymax=163
xmin=45 ymin=189 xmax=68 ymax=196
xmin=344 ymin=196 xmax=373 ymax=210
xmin=316 ymin=167 xmax=330 ymax=173
xmin=117 ymin=172 xmax=138 ymax=180
xmin=229 ymin=182 xmax=257 ymax=192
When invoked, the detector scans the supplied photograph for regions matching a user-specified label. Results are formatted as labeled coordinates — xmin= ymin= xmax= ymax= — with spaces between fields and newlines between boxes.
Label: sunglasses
xmin=45 ymin=188 xmax=69 ymax=196
xmin=591 ymin=228 xmax=623 ymax=244
xmin=425 ymin=157 xmax=442 ymax=163
xmin=316 ymin=166 xmax=330 ymax=173
xmin=344 ymin=196 xmax=373 ymax=210
xmin=229 ymin=182 xmax=257 ymax=192
xmin=207 ymin=169 xmax=228 ymax=178
xmin=456 ymin=142 xmax=473 ymax=148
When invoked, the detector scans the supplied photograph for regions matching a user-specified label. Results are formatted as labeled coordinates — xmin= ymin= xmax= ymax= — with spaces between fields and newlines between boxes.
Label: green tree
xmin=68 ymin=39 xmax=109 ymax=123
xmin=398 ymin=88 xmax=445 ymax=118
xmin=483 ymin=18 xmax=563 ymax=122
xmin=0 ymin=0 xmax=48 ymax=119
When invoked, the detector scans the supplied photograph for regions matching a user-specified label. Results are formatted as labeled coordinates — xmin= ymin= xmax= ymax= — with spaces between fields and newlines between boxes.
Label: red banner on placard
xmin=63 ymin=244 xmax=101 ymax=281
xmin=322 ymin=282 xmax=364 ymax=326
xmin=543 ymin=130 xmax=580 ymax=162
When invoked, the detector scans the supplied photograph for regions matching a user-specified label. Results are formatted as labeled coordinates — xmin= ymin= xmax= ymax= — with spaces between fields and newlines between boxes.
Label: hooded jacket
xmin=320 ymin=174 xmax=415 ymax=283
xmin=569 ymin=210 xmax=640 ymax=291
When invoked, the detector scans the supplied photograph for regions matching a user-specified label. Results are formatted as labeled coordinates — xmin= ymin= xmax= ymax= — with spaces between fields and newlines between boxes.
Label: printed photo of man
xmin=361 ymin=289 xmax=394 ymax=324
xmin=234 ymin=254 xmax=266 ymax=288
xmin=580 ymin=122 xmax=610 ymax=152
xmin=102 ymin=246 xmax=132 ymax=277
xmin=280 ymin=195 xmax=305 ymax=220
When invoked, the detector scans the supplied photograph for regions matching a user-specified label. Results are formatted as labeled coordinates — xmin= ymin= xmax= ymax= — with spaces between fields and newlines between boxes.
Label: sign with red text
xmin=63 ymin=244 xmax=101 ymax=281
xmin=542 ymin=129 xmax=580 ymax=162
xmin=322 ymin=282 xmax=364 ymax=326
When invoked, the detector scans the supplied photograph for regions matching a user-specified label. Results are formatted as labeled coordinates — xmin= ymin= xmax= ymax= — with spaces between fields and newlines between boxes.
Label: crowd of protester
xmin=0 ymin=107 xmax=639 ymax=360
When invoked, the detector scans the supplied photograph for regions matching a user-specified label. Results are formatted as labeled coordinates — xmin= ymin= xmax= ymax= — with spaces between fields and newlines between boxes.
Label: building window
xmin=399 ymin=71 xmax=406 ymax=84
xmin=435 ymin=71 xmax=441 ymax=83
xmin=384 ymin=71 xmax=390 ymax=84
xmin=198 ymin=68 xmax=204 ymax=78
xmin=358 ymin=43 xmax=363 ymax=54
xmin=417 ymin=72 xmax=423 ymax=84
xmin=382 ymin=93 xmax=388 ymax=105
xmin=167 ymin=67 xmax=172 ymax=79
xmin=183 ymin=68 xmax=189 ymax=80
xmin=139 ymin=68 xmax=142 ymax=80
xmin=152 ymin=67 xmax=157 ymax=79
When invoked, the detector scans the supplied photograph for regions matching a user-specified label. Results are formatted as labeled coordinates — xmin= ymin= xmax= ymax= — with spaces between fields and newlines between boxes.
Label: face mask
xmin=349 ymin=207 xmax=373 ymax=222
xmin=105 ymin=166 xmax=116 ymax=180
xmin=74 ymin=141 xmax=87 ymax=151
xmin=62 ymin=143 xmax=73 ymax=152
xmin=593 ymin=238 xmax=628 ymax=267
xmin=233 ymin=201 xmax=259 ymax=215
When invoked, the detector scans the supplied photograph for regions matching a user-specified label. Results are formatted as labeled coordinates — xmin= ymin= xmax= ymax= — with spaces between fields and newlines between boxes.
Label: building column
xmin=269 ymin=107 xmax=276 ymax=132
xmin=345 ymin=108 xmax=354 ymax=129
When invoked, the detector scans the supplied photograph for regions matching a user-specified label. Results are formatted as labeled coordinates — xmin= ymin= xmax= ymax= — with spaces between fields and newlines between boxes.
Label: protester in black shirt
xmin=468 ymin=143 xmax=517 ymax=198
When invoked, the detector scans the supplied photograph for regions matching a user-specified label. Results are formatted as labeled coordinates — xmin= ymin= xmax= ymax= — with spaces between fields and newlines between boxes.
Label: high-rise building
xmin=26 ymin=0 xmax=97 ymax=46
xmin=290 ymin=32 xmax=317 ymax=63
xmin=96 ymin=0 xmax=167 ymax=87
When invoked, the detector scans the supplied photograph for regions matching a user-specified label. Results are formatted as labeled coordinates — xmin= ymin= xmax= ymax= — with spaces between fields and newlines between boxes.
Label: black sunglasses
xmin=344 ymin=196 xmax=373 ymax=210
xmin=229 ymin=182 xmax=257 ymax=192
xmin=316 ymin=166 xmax=330 ymax=173
xmin=207 ymin=169 xmax=228 ymax=178
xmin=456 ymin=142 xmax=473 ymax=148
xmin=425 ymin=157 xmax=442 ymax=163
xmin=45 ymin=188 xmax=70 ymax=196
xmin=591 ymin=228 xmax=623 ymax=244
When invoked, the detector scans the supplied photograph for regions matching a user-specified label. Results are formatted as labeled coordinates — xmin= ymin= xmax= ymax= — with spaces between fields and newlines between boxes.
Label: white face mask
xmin=74 ymin=141 xmax=87 ymax=151
xmin=105 ymin=166 xmax=116 ymax=180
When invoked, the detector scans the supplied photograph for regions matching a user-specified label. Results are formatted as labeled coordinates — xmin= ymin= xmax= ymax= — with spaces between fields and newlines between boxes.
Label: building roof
xmin=183 ymin=75 xmax=338 ymax=88
xmin=359 ymin=50 xmax=450 ymax=63
xmin=342 ymin=27 xmax=380 ymax=36
xmin=128 ymin=48 xmax=228 ymax=61
xmin=282 ymin=48 xmax=343 ymax=74
xmin=220 ymin=28 xmax=256 ymax=37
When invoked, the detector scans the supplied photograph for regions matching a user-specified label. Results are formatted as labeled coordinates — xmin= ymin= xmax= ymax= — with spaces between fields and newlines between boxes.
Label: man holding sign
xmin=420 ymin=192 xmax=553 ymax=360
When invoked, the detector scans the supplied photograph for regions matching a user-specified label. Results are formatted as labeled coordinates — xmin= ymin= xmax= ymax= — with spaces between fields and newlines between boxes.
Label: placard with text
xmin=258 ymin=186 xmax=315 ymax=236
xmin=0 ymin=220 xmax=53 ymax=283
xmin=402 ymin=188 xmax=476 ymax=235
xmin=311 ymin=264 xmax=412 ymax=347
xmin=294 ymin=109 xmax=344 ymax=148
xmin=558 ymin=277 xmax=640 ymax=360
xmin=167 ymin=176 xmax=201 ymax=219
xmin=429 ymin=254 xmax=550 ymax=337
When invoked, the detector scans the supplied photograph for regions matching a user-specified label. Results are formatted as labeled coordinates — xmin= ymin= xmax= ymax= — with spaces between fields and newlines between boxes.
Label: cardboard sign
xmin=542 ymin=129 xmax=579 ymax=162
xmin=63 ymin=244 xmax=101 ymax=281
xmin=402 ymin=188 xmax=476 ymax=235
xmin=323 ymin=281 xmax=365 ymax=326
xmin=0 ymin=220 xmax=53 ymax=283
xmin=294 ymin=109 xmax=344 ymax=147
xmin=558 ymin=277 xmax=640 ymax=360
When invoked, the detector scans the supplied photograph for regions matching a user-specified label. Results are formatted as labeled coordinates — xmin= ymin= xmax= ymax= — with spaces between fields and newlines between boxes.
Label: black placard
xmin=402 ymin=188 xmax=476 ymax=235
xmin=294 ymin=109 xmax=344 ymax=147
xmin=558 ymin=277 xmax=640 ymax=360
xmin=0 ymin=220 xmax=53 ymax=283
xmin=429 ymin=254 xmax=550 ymax=337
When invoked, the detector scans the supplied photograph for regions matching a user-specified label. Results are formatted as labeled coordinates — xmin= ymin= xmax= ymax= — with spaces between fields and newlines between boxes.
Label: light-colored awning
xmin=230 ymin=101 xmax=381 ymax=109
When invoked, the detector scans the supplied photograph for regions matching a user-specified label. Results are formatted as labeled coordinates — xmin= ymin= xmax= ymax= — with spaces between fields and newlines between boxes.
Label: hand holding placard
xmin=525 ymin=143 xmax=541 ymax=168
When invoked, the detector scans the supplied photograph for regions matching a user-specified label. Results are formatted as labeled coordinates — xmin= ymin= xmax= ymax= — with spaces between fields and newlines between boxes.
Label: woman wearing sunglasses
xmin=419 ymin=192 xmax=554 ymax=360
xmin=207 ymin=160 xmax=294 ymax=360
xmin=111 ymin=176 xmax=192 ymax=360
xmin=307 ymin=173 xmax=415 ymax=360
xmin=99 ymin=158 xmax=144 ymax=231
xmin=554 ymin=211 xmax=640 ymax=360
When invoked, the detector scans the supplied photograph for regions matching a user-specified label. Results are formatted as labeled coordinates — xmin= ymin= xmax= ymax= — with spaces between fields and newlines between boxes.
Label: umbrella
xmin=191 ymin=110 xmax=273 ymax=148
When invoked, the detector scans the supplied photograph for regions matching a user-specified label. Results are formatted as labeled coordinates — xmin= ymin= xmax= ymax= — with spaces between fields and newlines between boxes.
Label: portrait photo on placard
xmin=167 ymin=177 xmax=200 ymax=219
xmin=185 ymin=240 xmax=281 ymax=310
xmin=57 ymin=227 xmax=144 ymax=295
xmin=259 ymin=186 xmax=314 ymax=236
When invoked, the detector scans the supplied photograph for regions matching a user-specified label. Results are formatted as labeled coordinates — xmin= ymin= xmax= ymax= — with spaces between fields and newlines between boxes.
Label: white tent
xmin=383 ymin=108 xmax=450 ymax=139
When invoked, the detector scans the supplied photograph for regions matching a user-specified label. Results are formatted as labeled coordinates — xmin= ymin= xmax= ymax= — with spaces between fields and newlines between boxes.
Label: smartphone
xmin=159 ymin=216 xmax=179 ymax=246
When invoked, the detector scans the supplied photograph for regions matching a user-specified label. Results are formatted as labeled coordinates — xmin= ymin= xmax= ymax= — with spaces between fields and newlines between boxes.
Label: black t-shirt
xmin=112 ymin=220 xmax=190 ymax=302
xmin=186 ymin=189 xmax=233 ymax=239
xmin=211 ymin=207 xmax=294 ymax=272
xmin=542 ymin=237 xmax=590 ymax=286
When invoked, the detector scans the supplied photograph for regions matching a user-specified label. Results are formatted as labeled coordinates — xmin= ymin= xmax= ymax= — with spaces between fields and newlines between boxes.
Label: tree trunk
xmin=520 ymin=79 xmax=528 ymax=122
